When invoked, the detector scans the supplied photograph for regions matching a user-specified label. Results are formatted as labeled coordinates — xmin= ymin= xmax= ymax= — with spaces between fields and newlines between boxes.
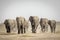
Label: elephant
xmin=29 ymin=16 xmax=39 ymax=33
xmin=23 ymin=20 xmax=29 ymax=33
xmin=4 ymin=19 xmax=17 ymax=33
xmin=40 ymin=18 xmax=48 ymax=32
xmin=16 ymin=17 xmax=29 ymax=34
xmin=48 ymin=20 xmax=56 ymax=33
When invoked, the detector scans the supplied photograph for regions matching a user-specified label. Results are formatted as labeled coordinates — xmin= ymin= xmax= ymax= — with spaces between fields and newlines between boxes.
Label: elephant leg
xmin=21 ymin=25 xmax=23 ymax=34
xmin=41 ymin=28 xmax=43 ymax=32
xmin=45 ymin=26 xmax=48 ymax=32
xmin=18 ymin=29 xmax=20 ymax=34
xmin=42 ymin=26 xmax=45 ymax=32
xmin=18 ymin=26 xmax=20 ymax=34
xmin=50 ymin=26 xmax=53 ymax=33
xmin=32 ymin=25 xmax=36 ymax=33
xmin=41 ymin=26 xmax=44 ymax=32
xmin=34 ymin=28 xmax=36 ymax=33
xmin=35 ymin=25 xmax=38 ymax=33
xmin=41 ymin=26 xmax=43 ymax=32
xmin=6 ymin=26 xmax=11 ymax=33
xmin=32 ymin=25 xmax=33 ymax=33
xmin=24 ymin=28 xmax=26 ymax=33
xmin=54 ymin=26 xmax=56 ymax=33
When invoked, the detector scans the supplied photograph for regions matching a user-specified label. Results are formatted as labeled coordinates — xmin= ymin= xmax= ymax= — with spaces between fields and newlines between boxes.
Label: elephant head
xmin=40 ymin=18 xmax=48 ymax=32
xmin=4 ymin=19 xmax=17 ymax=33
xmin=48 ymin=20 xmax=56 ymax=33
xmin=29 ymin=16 xmax=39 ymax=33
xmin=16 ymin=17 xmax=29 ymax=34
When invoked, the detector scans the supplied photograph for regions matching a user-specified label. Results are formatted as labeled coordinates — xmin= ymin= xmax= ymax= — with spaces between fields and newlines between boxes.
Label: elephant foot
xmin=32 ymin=29 xmax=36 ymax=33
xmin=7 ymin=29 xmax=10 ymax=33
xmin=18 ymin=31 xmax=20 ymax=34
xmin=24 ymin=31 xmax=26 ymax=33
xmin=21 ymin=29 xmax=24 ymax=34
xmin=32 ymin=30 xmax=36 ymax=33
xmin=51 ymin=30 xmax=53 ymax=33
xmin=51 ymin=31 xmax=55 ymax=33
xmin=42 ymin=31 xmax=44 ymax=32
xmin=18 ymin=30 xmax=20 ymax=34
xmin=21 ymin=32 xmax=23 ymax=34
xmin=45 ymin=28 xmax=48 ymax=32
xmin=41 ymin=29 xmax=45 ymax=32
xmin=53 ymin=31 xmax=55 ymax=33
xmin=6 ymin=26 xmax=11 ymax=33
xmin=7 ymin=30 xmax=10 ymax=33
xmin=24 ymin=28 xmax=26 ymax=33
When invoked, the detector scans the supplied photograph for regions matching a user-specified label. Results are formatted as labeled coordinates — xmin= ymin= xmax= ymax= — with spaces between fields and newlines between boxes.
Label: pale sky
xmin=0 ymin=0 xmax=60 ymax=23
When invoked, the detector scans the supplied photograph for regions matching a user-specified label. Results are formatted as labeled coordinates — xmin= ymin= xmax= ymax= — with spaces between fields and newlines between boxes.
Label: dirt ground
xmin=0 ymin=22 xmax=60 ymax=40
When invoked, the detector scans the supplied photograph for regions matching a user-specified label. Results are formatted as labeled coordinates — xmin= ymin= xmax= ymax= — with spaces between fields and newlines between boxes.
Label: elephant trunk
xmin=32 ymin=25 xmax=36 ymax=33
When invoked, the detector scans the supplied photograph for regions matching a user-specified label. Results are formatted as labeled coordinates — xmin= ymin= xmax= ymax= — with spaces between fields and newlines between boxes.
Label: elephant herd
xmin=4 ymin=16 xmax=56 ymax=34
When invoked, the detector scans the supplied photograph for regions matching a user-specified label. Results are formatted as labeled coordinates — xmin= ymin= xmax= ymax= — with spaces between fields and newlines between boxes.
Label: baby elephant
xmin=48 ymin=20 xmax=56 ymax=33
xmin=40 ymin=18 xmax=48 ymax=32
xmin=4 ymin=19 xmax=17 ymax=33
xmin=16 ymin=17 xmax=29 ymax=34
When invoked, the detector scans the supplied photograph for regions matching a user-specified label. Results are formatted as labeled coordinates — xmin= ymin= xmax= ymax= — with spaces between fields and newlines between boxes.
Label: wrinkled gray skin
xmin=29 ymin=16 xmax=39 ymax=33
xmin=16 ymin=17 xmax=29 ymax=34
xmin=40 ymin=18 xmax=48 ymax=32
xmin=48 ymin=20 xmax=56 ymax=33
xmin=4 ymin=19 xmax=17 ymax=33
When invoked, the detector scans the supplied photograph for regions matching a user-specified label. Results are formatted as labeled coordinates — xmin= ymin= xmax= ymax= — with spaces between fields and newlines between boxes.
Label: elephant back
xmin=29 ymin=16 xmax=39 ymax=25
xmin=4 ymin=19 xmax=17 ymax=31
xmin=48 ymin=20 xmax=56 ymax=26
xmin=24 ymin=20 xmax=29 ymax=28
xmin=16 ymin=17 xmax=25 ymax=25
xmin=33 ymin=16 xmax=39 ymax=25
xmin=40 ymin=18 xmax=48 ymax=26
xmin=29 ymin=16 xmax=39 ymax=22
xmin=4 ymin=19 xmax=13 ymax=26
xmin=33 ymin=16 xmax=39 ymax=23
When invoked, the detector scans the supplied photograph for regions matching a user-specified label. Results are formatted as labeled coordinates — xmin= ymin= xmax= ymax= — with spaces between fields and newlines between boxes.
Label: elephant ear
xmin=4 ymin=19 xmax=8 ymax=25
xmin=40 ymin=18 xmax=42 ymax=24
xmin=48 ymin=20 xmax=51 ymax=25
xmin=29 ymin=16 xmax=33 ymax=22
xmin=16 ymin=17 xmax=19 ymax=22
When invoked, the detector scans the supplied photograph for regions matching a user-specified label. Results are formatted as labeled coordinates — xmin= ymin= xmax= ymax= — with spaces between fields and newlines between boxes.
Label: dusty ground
xmin=0 ymin=22 xmax=60 ymax=40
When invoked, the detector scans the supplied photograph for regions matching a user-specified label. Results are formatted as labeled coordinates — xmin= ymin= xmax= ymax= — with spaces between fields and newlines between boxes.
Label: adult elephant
xmin=29 ymin=16 xmax=39 ymax=33
xmin=4 ymin=19 xmax=17 ymax=33
xmin=48 ymin=20 xmax=56 ymax=33
xmin=16 ymin=17 xmax=29 ymax=34
xmin=40 ymin=18 xmax=48 ymax=32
